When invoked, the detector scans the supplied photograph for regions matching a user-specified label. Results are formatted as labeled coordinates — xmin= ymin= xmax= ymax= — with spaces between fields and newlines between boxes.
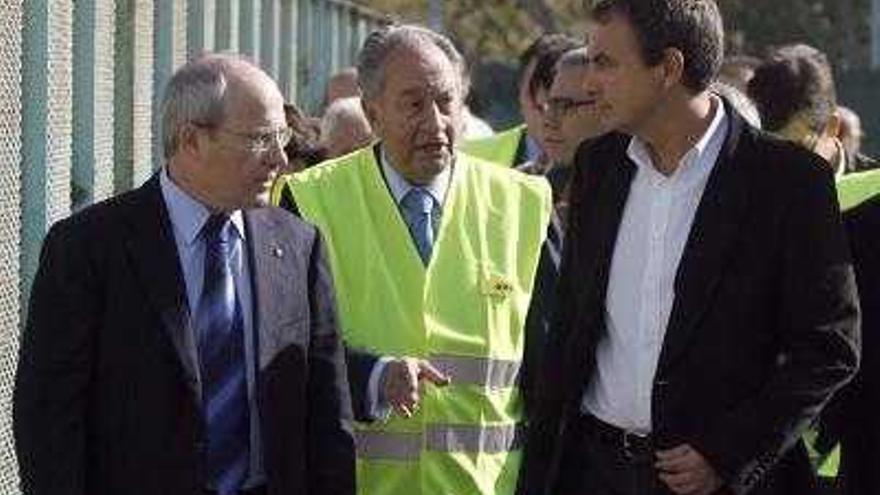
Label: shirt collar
xmin=379 ymin=146 xmax=452 ymax=206
xmin=160 ymin=167 xmax=245 ymax=246
xmin=626 ymin=95 xmax=728 ymax=178
xmin=524 ymin=134 xmax=545 ymax=163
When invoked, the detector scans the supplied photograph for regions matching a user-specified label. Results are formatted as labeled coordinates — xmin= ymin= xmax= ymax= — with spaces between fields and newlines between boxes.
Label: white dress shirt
xmin=366 ymin=148 xmax=453 ymax=419
xmin=581 ymin=97 xmax=729 ymax=434
xmin=159 ymin=169 xmax=265 ymax=487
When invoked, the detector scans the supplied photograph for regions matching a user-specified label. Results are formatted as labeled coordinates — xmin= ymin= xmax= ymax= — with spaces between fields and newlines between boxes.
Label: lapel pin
xmin=271 ymin=245 xmax=284 ymax=258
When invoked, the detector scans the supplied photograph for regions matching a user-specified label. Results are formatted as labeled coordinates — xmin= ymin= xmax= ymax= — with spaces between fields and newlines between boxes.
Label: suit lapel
xmin=657 ymin=107 xmax=753 ymax=371
xmin=565 ymin=138 xmax=636 ymax=380
xmin=246 ymin=209 xmax=302 ymax=370
xmin=122 ymin=176 xmax=201 ymax=401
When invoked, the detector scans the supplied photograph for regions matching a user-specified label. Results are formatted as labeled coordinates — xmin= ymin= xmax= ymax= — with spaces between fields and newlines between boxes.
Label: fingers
xmin=658 ymin=470 xmax=698 ymax=495
xmin=381 ymin=358 xmax=451 ymax=418
xmin=417 ymin=360 xmax=451 ymax=386
xmin=656 ymin=444 xmax=724 ymax=495
xmin=656 ymin=445 xmax=700 ymax=472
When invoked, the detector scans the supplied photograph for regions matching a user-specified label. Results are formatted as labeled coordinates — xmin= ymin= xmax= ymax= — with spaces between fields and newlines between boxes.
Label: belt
xmin=577 ymin=414 xmax=653 ymax=461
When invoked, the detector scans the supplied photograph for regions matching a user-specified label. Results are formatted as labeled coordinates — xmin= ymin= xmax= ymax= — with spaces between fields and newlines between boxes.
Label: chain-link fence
xmin=0 ymin=1 xmax=386 ymax=493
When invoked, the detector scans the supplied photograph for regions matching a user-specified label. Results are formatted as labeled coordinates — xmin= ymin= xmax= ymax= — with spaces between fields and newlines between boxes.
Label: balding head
xmin=162 ymin=53 xmax=289 ymax=211
xmin=321 ymin=97 xmax=373 ymax=158
xmin=161 ymin=54 xmax=284 ymax=159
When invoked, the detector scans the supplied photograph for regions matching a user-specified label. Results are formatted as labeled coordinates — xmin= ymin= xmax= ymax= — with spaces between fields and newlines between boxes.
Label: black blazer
xmin=825 ymin=194 xmax=880 ymax=495
xmin=521 ymin=103 xmax=860 ymax=495
xmin=13 ymin=176 xmax=356 ymax=495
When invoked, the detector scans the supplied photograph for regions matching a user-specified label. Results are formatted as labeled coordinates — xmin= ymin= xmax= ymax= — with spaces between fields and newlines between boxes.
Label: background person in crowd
xmin=717 ymin=54 xmax=762 ymax=93
xmin=324 ymin=66 xmax=362 ymax=109
xmin=320 ymin=96 xmax=374 ymax=159
xmin=463 ymin=33 xmax=579 ymax=167
xmin=284 ymin=102 xmax=327 ymax=171
xmin=837 ymin=105 xmax=878 ymax=172
xmin=748 ymin=43 xmax=851 ymax=176
xmin=522 ymin=1 xmax=860 ymax=494
xmin=13 ymin=54 xmax=355 ymax=495
xmin=710 ymin=81 xmax=762 ymax=129
xmin=273 ymin=24 xmax=558 ymax=495
xmin=541 ymin=47 xmax=606 ymax=212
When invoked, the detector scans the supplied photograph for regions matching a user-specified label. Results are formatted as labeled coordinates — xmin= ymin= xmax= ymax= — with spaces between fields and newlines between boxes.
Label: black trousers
xmin=555 ymin=414 xmax=659 ymax=495
xmin=203 ymin=485 xmax=267 ymax=495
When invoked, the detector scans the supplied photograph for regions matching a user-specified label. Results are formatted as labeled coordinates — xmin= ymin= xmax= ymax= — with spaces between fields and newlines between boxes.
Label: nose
xmin=265 ymin=137 xmax=289 ymax=171
xmin=581 ymin=66 xmax=600 ymax=97
xmin=544 ymin=107 xmax=562 ymax=131
xmin=422 ymin=101 xmax=446 ymax=135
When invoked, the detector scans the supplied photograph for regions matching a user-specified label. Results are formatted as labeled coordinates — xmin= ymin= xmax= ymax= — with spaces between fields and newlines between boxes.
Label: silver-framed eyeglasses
xmin=195 ymin=123 xmax=294 ymax=154
xmin=546 ymin=97 xmax=596 ymax=119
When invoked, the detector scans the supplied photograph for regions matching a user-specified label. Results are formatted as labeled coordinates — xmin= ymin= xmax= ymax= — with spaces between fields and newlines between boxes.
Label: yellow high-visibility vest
xmin=272 ymin=147 xmax=552 ymax=495
xmin=838 ymin=168 xmax=880 ymax=211
xmin=461 ymin=125 xmax=526 ymax=167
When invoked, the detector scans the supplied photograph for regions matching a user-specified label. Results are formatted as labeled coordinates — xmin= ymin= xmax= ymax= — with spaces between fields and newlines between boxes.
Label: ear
xmin=660 ymin=48 xmax=685 ymax=89
xmin=361 ymin=97 xmax=383 ymax=134
xmin=178 ymin=123 xmax=202 ymax=159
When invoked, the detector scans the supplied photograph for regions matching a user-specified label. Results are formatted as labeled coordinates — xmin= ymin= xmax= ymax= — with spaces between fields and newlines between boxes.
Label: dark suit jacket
xmin=824 ymin=194 xmax=880 ymax=495
xmin=13 ymin=176 xmax=356 ymax=495
xmin=521 ymin=103 xmax=860 ymax=495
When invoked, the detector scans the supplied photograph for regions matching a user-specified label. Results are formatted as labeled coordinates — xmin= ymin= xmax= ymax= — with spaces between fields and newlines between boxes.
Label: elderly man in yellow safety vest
xmin=272 ymin=24 xmax=560 ymax=495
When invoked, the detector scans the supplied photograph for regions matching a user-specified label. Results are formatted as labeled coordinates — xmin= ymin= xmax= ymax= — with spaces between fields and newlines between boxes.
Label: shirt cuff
xmin=367 ymin=356 xmax=394 ymax=421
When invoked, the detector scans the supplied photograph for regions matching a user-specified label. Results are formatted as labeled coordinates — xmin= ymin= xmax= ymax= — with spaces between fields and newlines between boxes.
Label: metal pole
xmin=428 ymin=0 xmax=443 ymax=32
xmin=873 ymin=0 xmax=880 ymax=68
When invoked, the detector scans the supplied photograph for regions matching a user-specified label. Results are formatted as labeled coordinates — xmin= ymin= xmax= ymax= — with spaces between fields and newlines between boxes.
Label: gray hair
xmin=556 ymin=47 xmax=591 ymax=70
xmin=357 ymin=24 xmax=469 ymax=100
xmin=711 ymin=81 xmax=762 ymax=129
xmin=161 ymin=53 xmax=260 ymax=159
xmin=321 ymin=97 xmax=370 ymax=138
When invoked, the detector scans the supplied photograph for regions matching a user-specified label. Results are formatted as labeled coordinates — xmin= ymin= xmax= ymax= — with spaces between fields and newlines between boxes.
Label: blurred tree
xmin=354 ymin=0 xmax=872 ymax=72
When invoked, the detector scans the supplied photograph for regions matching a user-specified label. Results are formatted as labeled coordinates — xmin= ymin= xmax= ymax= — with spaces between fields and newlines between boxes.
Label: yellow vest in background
xmin=837 ymin=168 xmax=880 ymax=212
xmin=272 ymin=147 xmax=552 ymax=495
xmin=461 ymin=124 xmax=526 ymax=167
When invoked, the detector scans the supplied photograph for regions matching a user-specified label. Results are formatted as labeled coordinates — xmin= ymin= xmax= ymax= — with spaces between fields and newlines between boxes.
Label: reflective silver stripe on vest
xmin=430 ymin=355 xmax=521 ymax=389
xmin=356 ymin=430 xmax=422 ymax=461
xmin=356 ymin=424 xmax=523 ymax=460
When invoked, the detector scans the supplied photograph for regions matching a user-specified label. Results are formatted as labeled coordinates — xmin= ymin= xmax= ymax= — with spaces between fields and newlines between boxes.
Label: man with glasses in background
xmin=541 ymin=47 xmax=606 ymax=215
xmin=14 ymin=54 xmax=355 ymax=495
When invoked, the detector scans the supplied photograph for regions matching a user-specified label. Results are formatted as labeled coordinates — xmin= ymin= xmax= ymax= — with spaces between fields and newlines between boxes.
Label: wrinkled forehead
xmin=223 ymin=74 xmax=286 ymax=127
xmin=382 ymin=43 xmax=462 ymax=96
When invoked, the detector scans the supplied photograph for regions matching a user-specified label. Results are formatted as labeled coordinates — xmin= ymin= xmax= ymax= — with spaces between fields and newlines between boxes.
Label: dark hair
xmin=589 ymin=0 xmax=724 ymax=92
xmin=284 ymin=104 xmax=326 ymax=169
xmin=746 ymin=43 xmax=837 ymax=133
xmin=519 ymin=34 xmax=581 ymax=100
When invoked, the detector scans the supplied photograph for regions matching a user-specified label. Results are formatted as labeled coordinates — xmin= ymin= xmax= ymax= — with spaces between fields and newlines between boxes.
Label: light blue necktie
xmin=196 ymin=214 xmax=249 ymax=495
xmin=401 ymin=187 xmax=436 ymax=264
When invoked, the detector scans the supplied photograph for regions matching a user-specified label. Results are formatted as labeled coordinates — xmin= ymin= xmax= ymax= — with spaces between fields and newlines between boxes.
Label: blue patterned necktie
xmin=401 ymin=187 xmax=436 ymax=264
xmin=196 ymin=214 xmax=249 ymax=495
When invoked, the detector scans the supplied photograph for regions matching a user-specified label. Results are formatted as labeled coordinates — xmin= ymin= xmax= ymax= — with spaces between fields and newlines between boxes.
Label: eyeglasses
xmin=195 ymin=123 xmax=294 ymax=155
xmin=546 ymin=97 xmax=595 ymax=119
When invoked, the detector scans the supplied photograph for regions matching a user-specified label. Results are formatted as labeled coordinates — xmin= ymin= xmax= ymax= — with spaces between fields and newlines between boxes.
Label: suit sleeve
xmin=13 ymin=221 xmax=98 ymax=495
xmin=306 ymin=229 xmax=357 ymax=495
xmin=520 ymin=216 xmax=562 ymax=419
xmin=345 ymin=346 xmax=382 ymax=422
xmin=518 ymin=140 xmax=604 ymax=495
xmin=691 ymin=156 xmax=861 ymax=494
